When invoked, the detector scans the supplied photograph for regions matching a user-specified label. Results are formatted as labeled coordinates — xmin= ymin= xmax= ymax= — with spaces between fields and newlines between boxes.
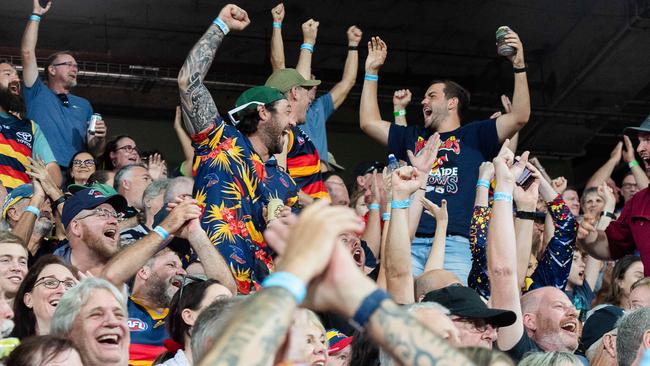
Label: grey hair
xmin=617 ymin=307 xmax=650 ymax=366
xmin=519 ymin=351 xmax=582 ymax=366
xmin=50 ymin=278 xmax=127 ymax=336
xmin=191 ymin=296 xmax=245 ymax=363
xmin=142 ymin=178 xmax=170 ymax=209
xmin=113 ymin=163 xmax=147 ymax=191
xmin=163 ymin=177 xmax=194 ymax=204
xmin=379 ymin=302 xmax=450 ymax=366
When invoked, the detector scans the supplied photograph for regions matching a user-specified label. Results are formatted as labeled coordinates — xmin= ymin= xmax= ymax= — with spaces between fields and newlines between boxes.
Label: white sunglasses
xmin=227 ymin=101 xmax=265 ymax=126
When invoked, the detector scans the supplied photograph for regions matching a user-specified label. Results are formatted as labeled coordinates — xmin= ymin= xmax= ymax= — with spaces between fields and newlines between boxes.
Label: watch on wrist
xmin=601 ymin=211 xmax=616 ymax=219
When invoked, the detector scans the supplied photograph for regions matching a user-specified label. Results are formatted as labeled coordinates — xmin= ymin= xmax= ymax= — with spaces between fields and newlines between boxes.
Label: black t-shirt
xmin=387 ymin=120 xmax=500 ymax=237
xmin=28 ymin=238 xmax=63 ymax=266
xmin=506 ymin=332 xmax=542 ymax=362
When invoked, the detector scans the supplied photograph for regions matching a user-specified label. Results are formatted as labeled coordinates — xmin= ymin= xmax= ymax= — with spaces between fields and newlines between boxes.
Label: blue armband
xmin=364 ymin=73 xmax=379 ymax=82
xmin=152 ymin=225 xmax=170 ymax=240
xmin=25 ymin=206 xmax=40 ymax=217
xmin=262 ymin=272 xmax=307 ymax=305
xmin=381 ymin=212 xmax=391 ymax=221
xmin=30 ymin=14 xmax=41 ymax=22
xmin=368 ymin=203 xmax=380 ymax=211
xmin=351 ymin=289 xmax=391 ymax=330
xmin=300 ymin=43 xmax=314 ymax=52
xmin=476 ymin=179 xmax=491 ymax=189
xmin=272 ymin=22 xmax=282 ymax=28
xmin=390 ymin=199 xmax=410 ymax=209
xmin=493 ymin=192 xmax=513 ymax=202
xmin=212 ymin=17 xmax=230 ymax=35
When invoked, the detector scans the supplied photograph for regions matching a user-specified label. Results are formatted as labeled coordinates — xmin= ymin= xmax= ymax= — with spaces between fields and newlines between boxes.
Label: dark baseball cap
xmin=353 ymin=161 xmax=386 ymax=179
xmin=62 ymin=187 xmax=128 ymax=228
xmin=423 ymin=285 xmax=516 ymax=327
xmin=578 ymin=305 xmax=624 ymax=354
xmin=624 ymin=114 xmax=650 ymax=135
xmin=265 ymin=68 xmax=321 ymax=93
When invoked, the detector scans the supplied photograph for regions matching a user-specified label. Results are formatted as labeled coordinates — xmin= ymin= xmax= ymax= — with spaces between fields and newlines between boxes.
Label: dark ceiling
xmin=1 ymin=0 xmax=650 ymax=183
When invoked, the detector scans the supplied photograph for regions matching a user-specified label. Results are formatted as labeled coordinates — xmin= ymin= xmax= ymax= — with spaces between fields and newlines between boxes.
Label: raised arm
xmin=488 ymin=142 xmax=524 ymax=351
xmin=585 ymin=142 xmax=622 ymax=188
xmin=495 ymin=31 xmax=531 ymax=142
xmin=101 ymin=200 xmax=200 ymax=285
xmin=172 ymin=106 xmax=195 ymax=177
xmin=406 ymin=133 xmax=440 ymax=239
xmin=623 ymin=135 xmax=650 ymax=188
xmin=392 ymin=89 xmax=411 ymax=127
xmin=360 ymin=37 xmax=391 ymax=145
xmin=20 ymin=0 xmax=51 ymax=87
xmin=467 ymin=162 xmax=494 ymax=298
xmin=513 ymin=163 xmax=540 ymax=289
xmin=361 ymin=171 xmax=382 ymax=258
xmin=178 ymin=4 xmax=250 ymax=136
xmin=295 ymin=19 xmax=318 ymax=79
xmin=269 ymin=3 xmax=286 ymax=71
xmin=185 ymin=217 xmax=237 ymax=294
xmin=385 ymin=166 xmax=423 ymax=304
xmin=329 ymin=26 xmax=362 ymax=109
xmin=421 ymin=198 xmax=448 ymax=272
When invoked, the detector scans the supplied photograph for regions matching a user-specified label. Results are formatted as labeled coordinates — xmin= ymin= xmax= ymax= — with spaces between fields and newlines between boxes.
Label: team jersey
xmin=286 ymin=126 xmax=328 ymax=200
xmin=0 ymin=112 xmax=55 ymax=190
xmin=192 ymin=117 xmax=273 ymax=294
xmin=127 ymin=297 xmax=169 ymax=366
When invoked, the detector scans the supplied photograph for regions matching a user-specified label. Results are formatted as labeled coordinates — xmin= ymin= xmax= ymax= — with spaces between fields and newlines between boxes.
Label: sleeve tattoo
xmin=178 ymin=25 xmax=225 ymax=136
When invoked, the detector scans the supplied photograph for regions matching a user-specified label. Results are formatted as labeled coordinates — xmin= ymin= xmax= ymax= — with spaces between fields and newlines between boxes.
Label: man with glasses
xmin=423 ymin=285 xmax=516 ymax=349
xmin=54 ymin=186 xmax=128 ymax=274
xmin=20 ymin=0 xmax=107 ymax=172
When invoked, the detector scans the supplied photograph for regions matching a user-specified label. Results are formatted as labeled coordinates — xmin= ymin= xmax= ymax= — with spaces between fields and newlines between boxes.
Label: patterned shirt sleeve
xmin=468 ymin=205 xmax=491 ymax=298
xmin=527 ymin=195 xmax=577 ymax=291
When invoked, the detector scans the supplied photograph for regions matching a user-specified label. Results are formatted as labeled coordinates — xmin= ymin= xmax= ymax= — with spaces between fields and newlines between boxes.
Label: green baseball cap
xmin=235 ymin=86 xmax=286 ymax=109
xmin=229 ymin=86 xmax=286 ymax=125
xmin=265 ymin=68 xmax=321 ymax=93
xmin=68 ymin=182 xmax=119 ymax=196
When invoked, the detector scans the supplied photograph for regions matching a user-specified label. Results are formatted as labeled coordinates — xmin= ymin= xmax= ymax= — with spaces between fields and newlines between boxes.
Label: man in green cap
xmin=265 ymin=68 xmax=329 ymax=203
xmin=177 ymin=3 xmax=294 ymax=293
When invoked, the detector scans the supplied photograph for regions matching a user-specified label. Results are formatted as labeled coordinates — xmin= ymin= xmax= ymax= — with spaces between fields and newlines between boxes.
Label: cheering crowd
xmin=0 ymin=1 xmax=649 ymax=365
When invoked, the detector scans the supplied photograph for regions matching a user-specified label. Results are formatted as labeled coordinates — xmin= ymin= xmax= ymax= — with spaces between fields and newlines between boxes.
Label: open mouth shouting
xmin=559 ymin=319 xmax=579 ymax=336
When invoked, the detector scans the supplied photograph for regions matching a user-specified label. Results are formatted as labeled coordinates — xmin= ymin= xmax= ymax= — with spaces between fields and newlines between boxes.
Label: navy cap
xmin=578 ymin=305 xmax=624 ymax=354
xmin=62 ymin=187 xmax=128 ymax=229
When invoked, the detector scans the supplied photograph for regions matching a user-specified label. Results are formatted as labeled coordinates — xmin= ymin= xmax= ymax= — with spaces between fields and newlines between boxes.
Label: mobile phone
xmin=39 ymin=0 xmax=50 ymax=8
xmin=516 ymin=166 xmax=535 ymax=190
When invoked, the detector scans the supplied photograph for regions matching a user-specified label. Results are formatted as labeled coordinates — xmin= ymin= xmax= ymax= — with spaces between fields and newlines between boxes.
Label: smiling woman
xmin=11 ymin=255 xmax=79 ymax=339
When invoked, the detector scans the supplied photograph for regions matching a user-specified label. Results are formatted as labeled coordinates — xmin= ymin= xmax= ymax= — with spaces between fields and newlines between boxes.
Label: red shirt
xmin=606 ymin=187 xmax=650 ymax=276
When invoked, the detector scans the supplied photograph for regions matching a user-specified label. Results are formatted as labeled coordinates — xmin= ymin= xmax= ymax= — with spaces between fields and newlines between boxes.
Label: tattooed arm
xmin=197 ymin=287 xmax=297 ymax=366
xmin=177 ymin=4 xmax=250 ymax=136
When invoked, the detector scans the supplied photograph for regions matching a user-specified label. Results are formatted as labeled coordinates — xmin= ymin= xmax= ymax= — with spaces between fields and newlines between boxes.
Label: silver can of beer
xmin=88 ymin=113 xmax=101 ymax=135
xmin=496 ymin=26 xmax=516 ymax=57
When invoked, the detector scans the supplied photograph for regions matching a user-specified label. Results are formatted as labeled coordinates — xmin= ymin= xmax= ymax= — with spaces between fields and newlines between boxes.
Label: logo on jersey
xmin=128 ymin=318 xmax=148 ymax=331
xmin=15 ymin=131 xmax=32 ymax=146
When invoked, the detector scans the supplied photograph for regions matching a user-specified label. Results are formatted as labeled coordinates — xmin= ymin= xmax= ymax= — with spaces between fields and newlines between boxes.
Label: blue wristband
xmin=212 ymin=17 xmax=230 ymax=35
xmin=25 ymin=206 xmax=40 ymax=217
xmin=351 ymin=289 xmax=390 ymax=330
xmin=381 ymin=212 xmax=391 ymax=221
xmin=368 ymin=203 xmax=380 ymax=211
xmin=262 ymin=272 xmax=307 ymax=305
xmin=364 ymin=73 xmax=379 ymax=82
xmin=29 ymin=14 xmax=41 ymax=22
xmin=493 ymin=192 xmax=513 ymax=202
xmin=390 ymin=199 xmax=410 ymax=209
xmin=300 ymin=43 xmax=314 ymax=52
xmin=152 ymin=226 xmax=170 ymax=240
xmin=272 ymin=22 xmax=282 ymax=28
xmin=476 ymin=179 xmax=491 ymax=189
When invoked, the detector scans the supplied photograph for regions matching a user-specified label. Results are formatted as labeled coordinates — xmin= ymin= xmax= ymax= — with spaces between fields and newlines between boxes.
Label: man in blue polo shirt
xmin=20 ymin=0 xmax=107 ymax=170
xmin=359 ymin=33 xmax=531 ymax=283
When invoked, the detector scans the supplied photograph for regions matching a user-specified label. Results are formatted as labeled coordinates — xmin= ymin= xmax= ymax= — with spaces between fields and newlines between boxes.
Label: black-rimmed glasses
xmin=34 ymin=277 xmax=76 ymax=290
